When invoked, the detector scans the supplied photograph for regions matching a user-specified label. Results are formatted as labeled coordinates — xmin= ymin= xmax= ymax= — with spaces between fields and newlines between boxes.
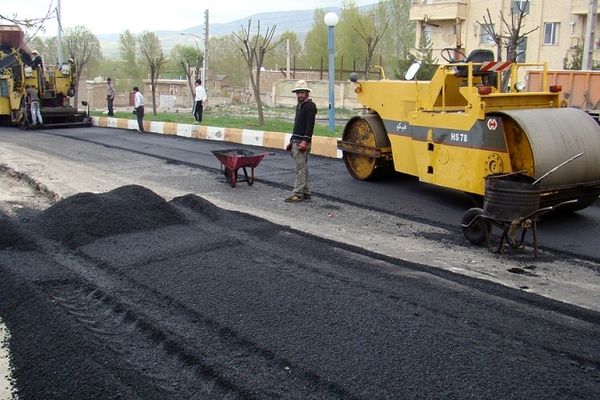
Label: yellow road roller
xmin=338 ymin=48 xmax=600 ymax=211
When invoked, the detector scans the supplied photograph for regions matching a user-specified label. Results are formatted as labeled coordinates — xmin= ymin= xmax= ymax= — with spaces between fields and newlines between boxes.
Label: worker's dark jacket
xmin=291 ymin=99 xmax=317 ymax=143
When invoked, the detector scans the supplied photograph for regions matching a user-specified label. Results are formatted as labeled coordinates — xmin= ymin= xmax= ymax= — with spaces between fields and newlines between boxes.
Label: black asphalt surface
xmin=0 ymin=185 xmax=599 ymax=399
xmin=4 ymin=126 xmax=598 ymax=260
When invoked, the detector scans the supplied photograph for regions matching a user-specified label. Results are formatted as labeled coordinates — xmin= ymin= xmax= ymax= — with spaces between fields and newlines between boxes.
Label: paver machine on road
xmin=338 ymin=48 xmax=600 ymax=212
xmin=0 ymin=25 xmax=91 ymax=128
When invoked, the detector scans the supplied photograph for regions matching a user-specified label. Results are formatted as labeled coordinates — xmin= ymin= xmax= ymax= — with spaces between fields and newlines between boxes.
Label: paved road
xmin=0 ymin=179 xmax=599 ymax=399
xmin=12 ymin=126 xmax=600 ymax=260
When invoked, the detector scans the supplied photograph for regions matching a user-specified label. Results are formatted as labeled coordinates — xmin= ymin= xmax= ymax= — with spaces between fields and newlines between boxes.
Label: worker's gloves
xmin=298 ymin=140 xmax=308 ymax=152
xmin=285 ymin=142 xmax=292 ymax=151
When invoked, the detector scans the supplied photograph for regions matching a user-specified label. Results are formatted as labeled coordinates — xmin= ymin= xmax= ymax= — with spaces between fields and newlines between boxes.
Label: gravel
xmin=0 ymin=214 xmax=36 ymax=251
xmin=0 ymin=184 xmax=599 ymax=399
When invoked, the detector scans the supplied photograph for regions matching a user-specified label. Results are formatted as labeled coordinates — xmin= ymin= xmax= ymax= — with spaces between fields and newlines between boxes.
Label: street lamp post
xmin=324 ymin=12 xmax=339 ymax=133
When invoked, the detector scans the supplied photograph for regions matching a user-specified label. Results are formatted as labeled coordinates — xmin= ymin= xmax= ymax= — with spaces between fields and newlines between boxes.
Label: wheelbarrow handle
xmin=520 ymin=199 xmax=579 ymax=220
xmin=532 ymin=152 xmax=583 ymax=185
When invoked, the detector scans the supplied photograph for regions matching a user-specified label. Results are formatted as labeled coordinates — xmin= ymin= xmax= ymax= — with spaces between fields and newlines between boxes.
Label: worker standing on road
xmin=26 ymin=84 xmax=43 ymax=127
xmin=133 ymin=86 xmax=144 ymax=133
xmin=193 ymin=79 xmax=207 ymax=123
xmin=285 ymin=80 xmax=317 ymax=202
xmin=106 ymin=78 xmax=115 ymax=116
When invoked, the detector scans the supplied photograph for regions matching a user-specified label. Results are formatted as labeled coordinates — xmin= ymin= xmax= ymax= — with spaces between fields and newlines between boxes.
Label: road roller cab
xmin=338 ymin=49 xmax=600 ymax=211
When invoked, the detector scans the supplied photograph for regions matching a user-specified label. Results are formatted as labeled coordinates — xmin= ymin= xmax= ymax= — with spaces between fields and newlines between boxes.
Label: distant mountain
xmin=182 ymin=9 xmax=323 ymax=38
xmin=98 ymin=5 xmax=375 ymax=58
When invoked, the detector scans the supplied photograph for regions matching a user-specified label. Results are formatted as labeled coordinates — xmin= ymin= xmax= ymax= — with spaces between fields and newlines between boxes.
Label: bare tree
xmin=353 ymin=12 xmax=389 ymax=79
xmin=477 ymin=3 xmax=538 ymax=89
xmin=0 ymin=2 xmax=55 ymax=41
xmin=233 ymin=19 xmax=282 ymax=126
xmin=138 ymin=31 xmax=168 ymax=115
xmin=63 ymin=25 xmax=102 ymax=107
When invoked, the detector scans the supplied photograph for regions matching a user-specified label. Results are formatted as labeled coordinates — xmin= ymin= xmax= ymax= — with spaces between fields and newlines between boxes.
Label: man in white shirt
xmin=193 ymin=79 xmax=207 ymax=123
xmin=133 ymin=86 xmax=144 ymax=132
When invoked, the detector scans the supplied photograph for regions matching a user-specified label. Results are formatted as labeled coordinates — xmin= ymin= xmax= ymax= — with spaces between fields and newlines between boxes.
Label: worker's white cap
xmin=291 ymin=80 xmax=311 ymax=93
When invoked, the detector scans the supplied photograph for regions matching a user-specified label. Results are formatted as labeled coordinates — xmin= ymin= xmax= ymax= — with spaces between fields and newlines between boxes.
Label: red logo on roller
xmin=487 ymin=118 xmax=498 ymax=131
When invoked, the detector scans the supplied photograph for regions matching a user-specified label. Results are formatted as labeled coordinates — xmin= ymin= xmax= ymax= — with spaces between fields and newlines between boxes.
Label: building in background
xmin=409 ymin=0 xmax=599 ymax=69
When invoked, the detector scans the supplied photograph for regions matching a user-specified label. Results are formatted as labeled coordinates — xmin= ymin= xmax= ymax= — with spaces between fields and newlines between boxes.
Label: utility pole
xmin=582 ymin=0 xmax=598 ymax=70
xmin=286 ymin=38 xmax=291 ymax=79
xmin=203 ymin=9 xmax=209 ymax=88
xmin=56 ymin=0 xmax=64 ymax=65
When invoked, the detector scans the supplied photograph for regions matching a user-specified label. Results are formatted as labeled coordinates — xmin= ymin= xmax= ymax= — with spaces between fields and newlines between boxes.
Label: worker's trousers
xmin=193 ymin=101 xmax=203 ymax=122
xmin=30 ymin=101 xmax=43 ymax=125
xmin=291 ymin=141 xmax=311 ymax=196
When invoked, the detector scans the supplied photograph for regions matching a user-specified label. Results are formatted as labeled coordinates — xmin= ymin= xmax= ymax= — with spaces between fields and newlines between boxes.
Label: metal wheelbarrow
xmin=461 ymin=153 xmax=584 ymax=257
xmin=211 ymin=148 xmax=272 ymax=188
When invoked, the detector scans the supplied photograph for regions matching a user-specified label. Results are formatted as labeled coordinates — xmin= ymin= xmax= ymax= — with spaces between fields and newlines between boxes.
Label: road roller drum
xmin=498 ymin=108 xmax=600 ymax=188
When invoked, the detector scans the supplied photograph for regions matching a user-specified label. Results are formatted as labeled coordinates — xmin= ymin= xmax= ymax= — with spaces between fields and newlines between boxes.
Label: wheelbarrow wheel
xmin=461 ymin=208 xmax=491 ymax=245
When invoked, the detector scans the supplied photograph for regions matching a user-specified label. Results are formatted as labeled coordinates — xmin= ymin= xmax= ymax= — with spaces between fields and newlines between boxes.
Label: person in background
xmin=193 ymin=79 xmax=207 ymax=123
xmin=26 ymin=84 xmax=43 ymax=127
xmin=133 ymin=86 xmax=144 ymax=133
xmin=284 ymin=80 xmax=317 ymax=203
xmin=29 ymin=50 xmax=46 ymax=93
xmin=30 ymin=50 xmax=43 ymax=70
xmin=106 ymin=78 xmax=115 ymax=116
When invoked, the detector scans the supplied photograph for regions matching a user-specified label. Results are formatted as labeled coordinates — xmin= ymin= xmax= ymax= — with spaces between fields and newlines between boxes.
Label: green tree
xmin=564 ymin=44 xmax=583 ymax=70
xmin=336 ymin=1 xmax=367 ymax=71
xmin=138 ymin=31 xmax=168 ymax=115
xmin=208 ymin=35 xmax=246 ymax=87
xmin=564 ymin=44 xmax=600 ymax=70
xmin=395 ymin=34 xmax=438 ymax=81
xmin=302 ymin=9 xmax=328 ymax=69
xmin=119 ymin=30 xmax=142 ymax=83
xmin=44 ymin=37 xmax=59 ymax=67
xmin=88 ymin=58 xmax=130 ymax=89
xmin=63 ymin=25 xmax=102 ymax=106
xmin=375 ymin=0 xmax=415 ymax=74
xmin=170 ymin=44 xmax=203 ymax=97
xmin=264 ymin=31 xmax=302 ymax=71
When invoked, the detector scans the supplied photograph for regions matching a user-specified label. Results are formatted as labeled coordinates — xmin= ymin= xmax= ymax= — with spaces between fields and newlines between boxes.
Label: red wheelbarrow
xmin=211 ymin=148 xmax=273 ymax=188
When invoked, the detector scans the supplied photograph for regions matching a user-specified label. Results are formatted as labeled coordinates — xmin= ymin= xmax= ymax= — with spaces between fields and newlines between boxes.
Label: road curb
xmin=92 ymin=117 xmax=343 ymax=159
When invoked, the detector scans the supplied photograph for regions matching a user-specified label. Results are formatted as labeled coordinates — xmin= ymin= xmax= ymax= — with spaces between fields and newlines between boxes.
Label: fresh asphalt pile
xmin=0 ymin=185 xmax=599 ymax=399
xmin=33 ymin=185 xmax=186 ymax=248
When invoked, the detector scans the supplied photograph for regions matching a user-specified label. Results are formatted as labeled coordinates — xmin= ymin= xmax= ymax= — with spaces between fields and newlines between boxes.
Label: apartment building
xmin=409 ymin=0 xmax=600 ymax=69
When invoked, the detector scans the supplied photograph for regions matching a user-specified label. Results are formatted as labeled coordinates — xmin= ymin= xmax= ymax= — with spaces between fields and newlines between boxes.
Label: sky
xmin=4 ymin=0 xmax=377 ymax=35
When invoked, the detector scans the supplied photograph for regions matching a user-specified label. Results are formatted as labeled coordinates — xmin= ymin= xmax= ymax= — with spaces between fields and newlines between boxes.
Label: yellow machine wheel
xmin=341 ymin=114 xmax=393 ymax=181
